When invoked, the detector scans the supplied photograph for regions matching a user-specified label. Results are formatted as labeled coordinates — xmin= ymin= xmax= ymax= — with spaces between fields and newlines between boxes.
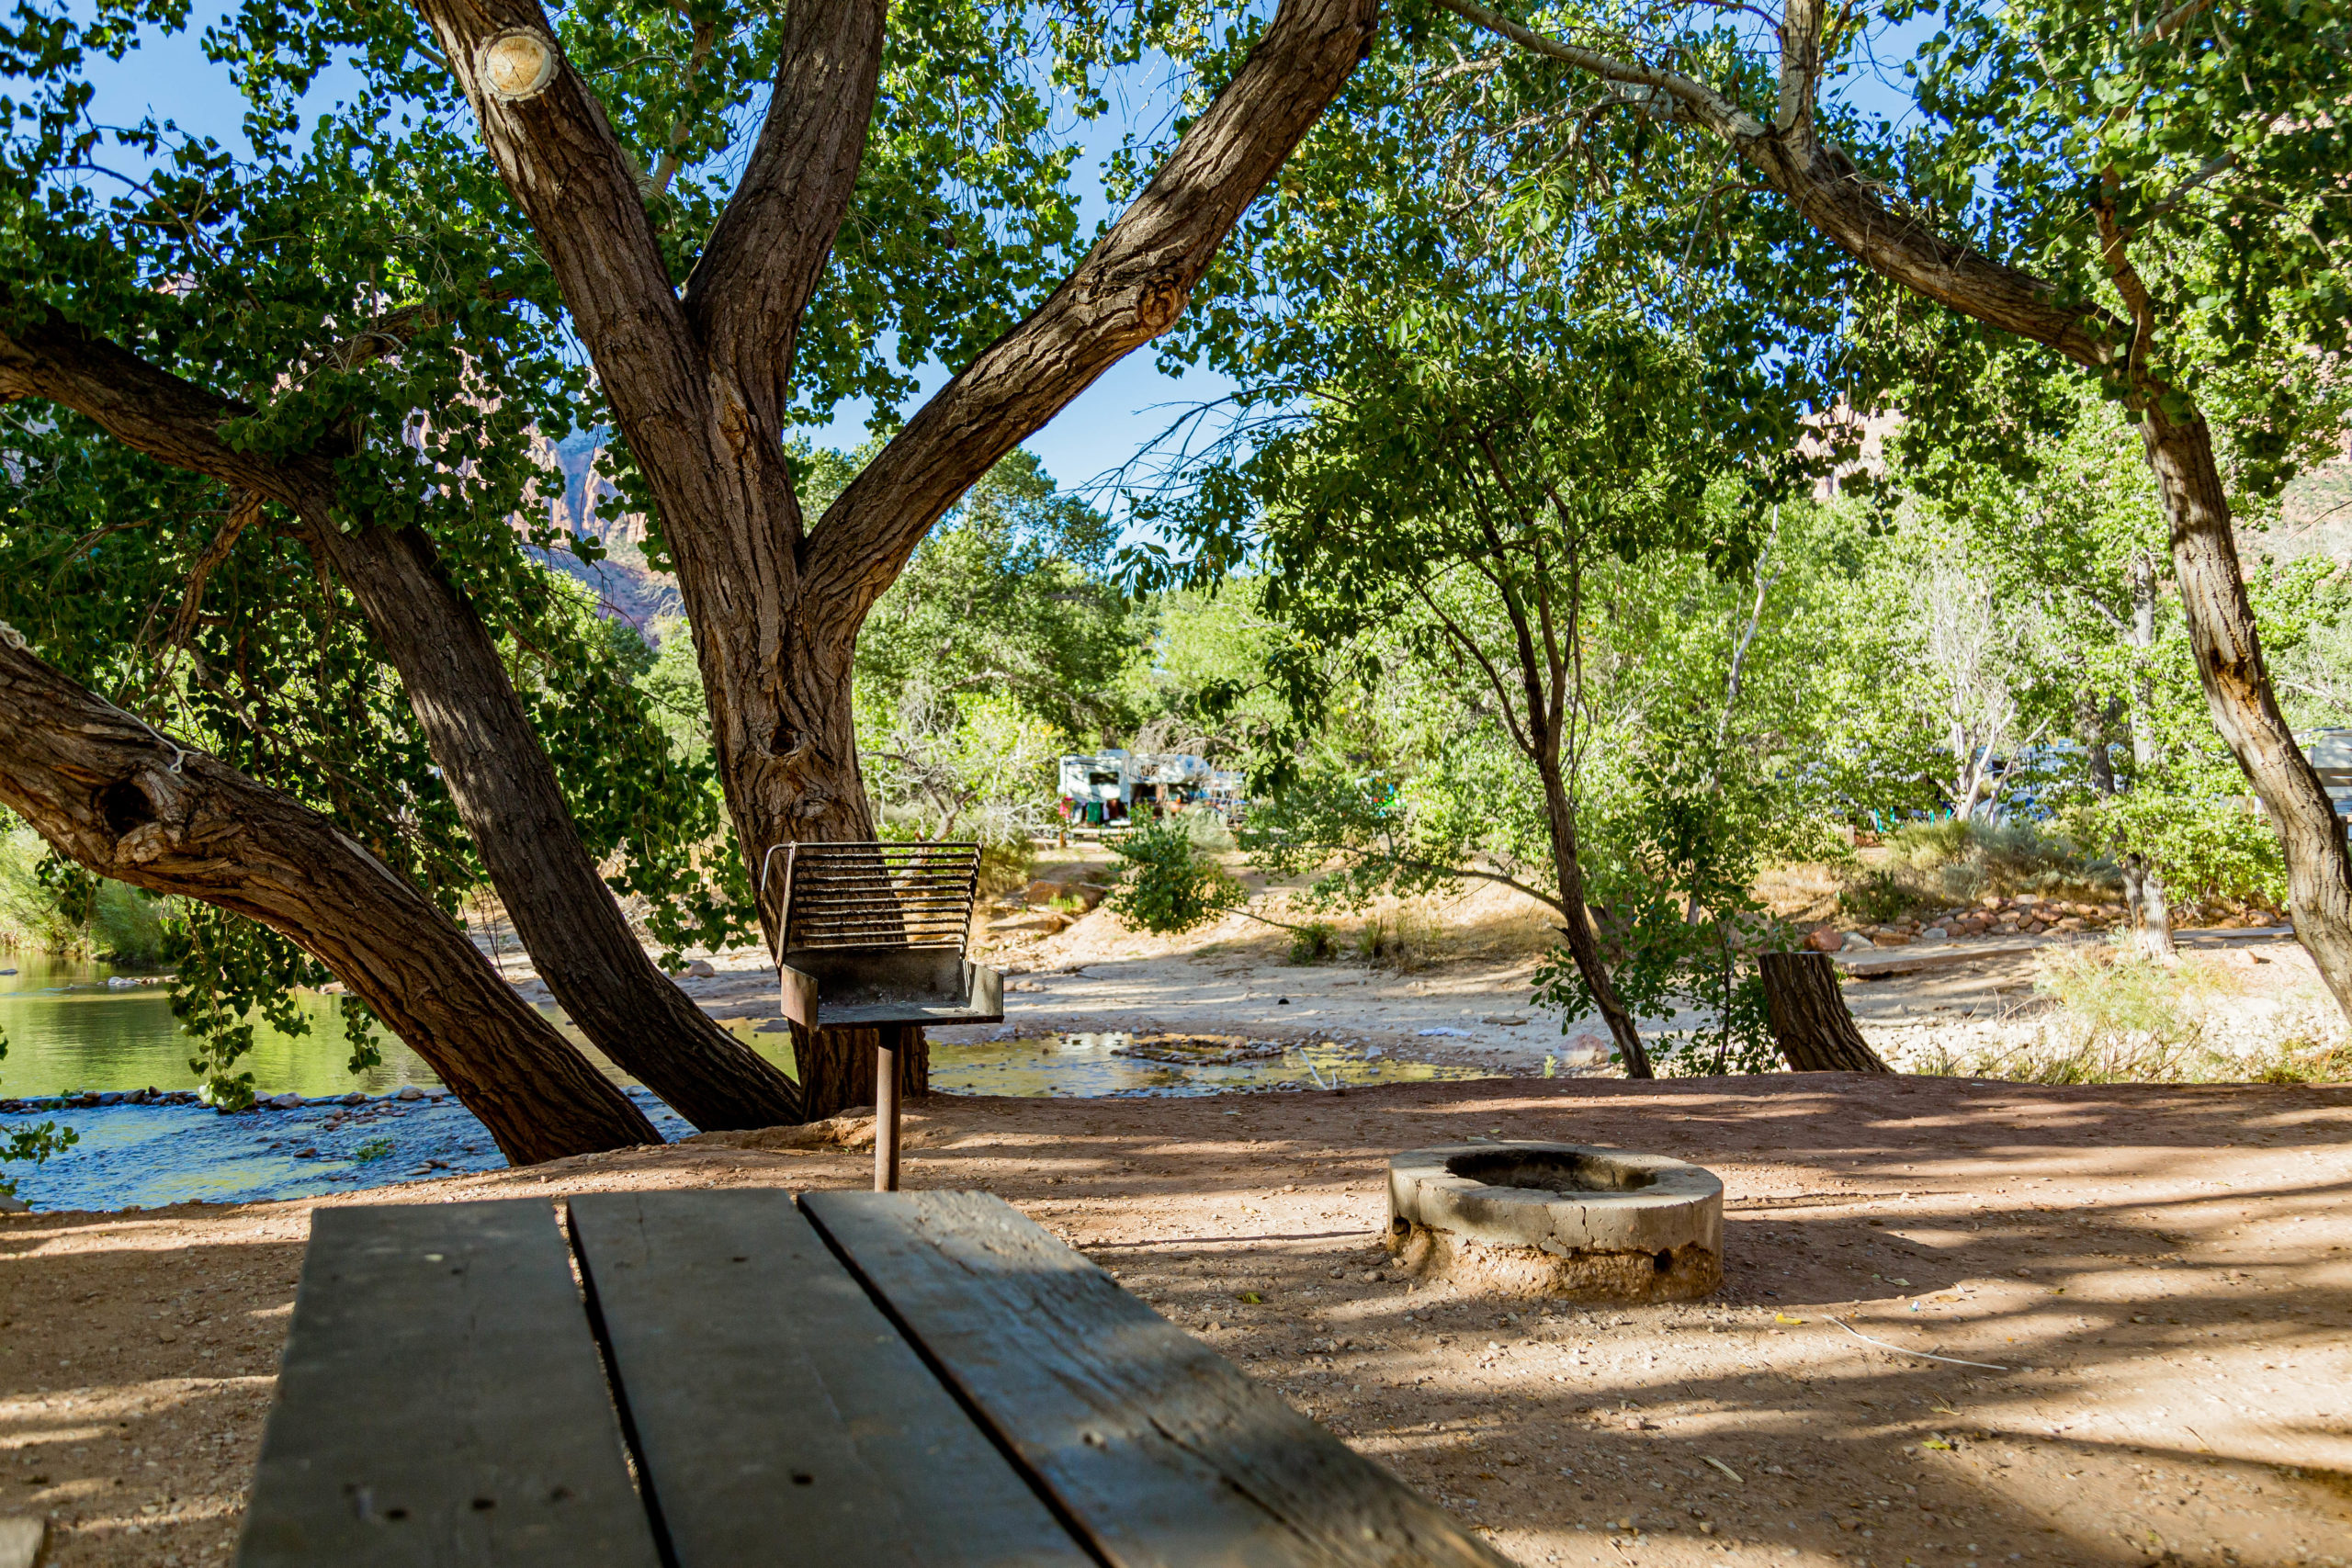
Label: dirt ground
xmin=5 ymin=1073 xmax=2348 ymax=1568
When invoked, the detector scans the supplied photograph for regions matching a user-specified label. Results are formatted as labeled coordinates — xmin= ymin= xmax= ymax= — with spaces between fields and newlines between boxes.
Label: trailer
xmin=1057 ymin=750 xmax=1229 ymax=830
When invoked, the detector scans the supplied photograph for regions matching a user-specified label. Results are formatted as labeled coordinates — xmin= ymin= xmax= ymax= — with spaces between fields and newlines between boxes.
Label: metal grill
xmin=761 ymin=840 xmax=1001 ymax=1038
xmin=768 ymin=841 xmax=980 ymax=956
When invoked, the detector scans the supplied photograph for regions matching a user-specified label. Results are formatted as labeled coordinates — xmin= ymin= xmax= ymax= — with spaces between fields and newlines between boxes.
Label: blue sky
xmin=73 ymin=6 xmax=1932 ymax=505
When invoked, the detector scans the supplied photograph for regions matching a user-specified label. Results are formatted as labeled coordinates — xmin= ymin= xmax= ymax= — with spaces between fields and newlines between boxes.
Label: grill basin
xmin=765 ymin=841 xmax=1003 ymax=1031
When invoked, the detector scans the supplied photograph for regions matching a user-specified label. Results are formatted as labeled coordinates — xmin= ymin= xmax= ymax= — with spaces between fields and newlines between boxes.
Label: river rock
xmin=0 ymin=1194 xmax=28 ymax=1215
xmin=676 ymin=958 xmax=718 ymax=978
xmin=397 ymin=1084 xmax=424 ymax=1101
xmin=267 ymin=1092 xmax=304 ymax=1111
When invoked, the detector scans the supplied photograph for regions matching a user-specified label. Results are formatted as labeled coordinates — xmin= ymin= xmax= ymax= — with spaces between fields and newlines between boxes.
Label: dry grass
xmin=1897 ymin=941 xmax=2350 ymax=1085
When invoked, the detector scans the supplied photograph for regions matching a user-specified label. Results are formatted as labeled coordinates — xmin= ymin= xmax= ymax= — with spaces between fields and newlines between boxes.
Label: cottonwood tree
xmin=1419 ymin=0 xmax=2352 ymax=1020
xmin=0 ymin=0 xmax=1381 ymax=1130
xmin=1141 ymin=283 xmax=1819 ymax=1077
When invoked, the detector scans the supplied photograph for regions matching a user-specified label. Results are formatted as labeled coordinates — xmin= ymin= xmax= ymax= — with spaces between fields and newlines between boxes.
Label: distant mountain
xmin=525 ymin=427 xmax=683 ymax=641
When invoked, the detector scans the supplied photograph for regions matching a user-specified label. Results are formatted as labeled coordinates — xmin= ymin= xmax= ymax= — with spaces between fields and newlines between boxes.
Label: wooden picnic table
xmin=234 ymin=1190 xmax=1509 ymax=1568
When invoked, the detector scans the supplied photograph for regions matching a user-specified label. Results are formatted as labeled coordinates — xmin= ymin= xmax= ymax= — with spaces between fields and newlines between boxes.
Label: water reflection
xmin=925 ymin=1032 xmax=1487 ymax=1098
xmin=0 ymin=954 xmax=438 ymax=1099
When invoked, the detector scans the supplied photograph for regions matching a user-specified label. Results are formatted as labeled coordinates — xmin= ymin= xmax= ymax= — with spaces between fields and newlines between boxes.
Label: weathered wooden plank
xmin=569 ymin=1189 xmax=1091 ymax=1568
xmin=236 ymin=1201 xmax=660 ymax=1568
xmin=801 ymin=1190 xmax=1512 ymax=1568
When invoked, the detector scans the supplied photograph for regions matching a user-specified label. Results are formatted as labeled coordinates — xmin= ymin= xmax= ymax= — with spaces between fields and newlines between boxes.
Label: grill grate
xmin=764 ymin=841 xmax=981 ymax=957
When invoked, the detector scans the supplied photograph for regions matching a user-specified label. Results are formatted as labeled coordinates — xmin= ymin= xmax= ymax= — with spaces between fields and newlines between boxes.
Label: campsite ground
xmin=6 ymin=855 xmax=2347 ymax=1566
xmin=6 ymin=1072 xmax=2349 ymax=1568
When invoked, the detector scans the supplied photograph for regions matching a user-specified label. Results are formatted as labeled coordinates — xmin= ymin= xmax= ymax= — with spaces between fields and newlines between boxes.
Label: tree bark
xmin=2121 ymin=854 xmax=2178 ymax=959
xmin=1758 ymin=953 xmax=1892 ymax=1073
xmin=2135 ymin=411 xmax=2349 ymax=1006
xmin=0 ymin=298 xmax=802 ymax=1131
xmin=0 ymin=635 xmax=660 ymax=1164
xmin=318 ymin=524 xmax=805 ymax=1130
xmin=1432 ymin=0 xmax=2352 ymax=1026
xmin=1537 ymin=761 xmax=1654 ymax=1077
xmin=791 ymin=1021 xmax=930 ymax=1122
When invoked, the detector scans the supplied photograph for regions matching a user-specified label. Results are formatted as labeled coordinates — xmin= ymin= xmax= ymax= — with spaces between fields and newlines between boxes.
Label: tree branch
xmin=684 ymin=0 xmax=887 ymax=437
xmin=0 ymin=296 xmax=335 ymax=513
xmin=1436 ymin=0 xmax=2131 ymax=372
xmin=409 ymin=0 xmax=707 ymax=475
xmin=806 ymin=0 xmax=1382 ymax=623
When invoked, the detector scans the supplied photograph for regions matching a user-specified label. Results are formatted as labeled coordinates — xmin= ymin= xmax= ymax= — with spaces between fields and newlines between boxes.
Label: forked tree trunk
xmin=1758 ymin=953 xmax=1892 ymax=1074
xmin=0 ymin=637 xmax=660 ymax=1164
xmin=409 ymin=0 xmax=1383 ymax=1128
xmin=2137 ymin=411 xmax=2352 ymax=1011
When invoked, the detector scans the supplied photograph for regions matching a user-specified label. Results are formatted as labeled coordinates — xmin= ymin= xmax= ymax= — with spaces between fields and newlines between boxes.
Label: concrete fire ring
xmin=1385 ymin=1143 xmax=1724 ymax=1302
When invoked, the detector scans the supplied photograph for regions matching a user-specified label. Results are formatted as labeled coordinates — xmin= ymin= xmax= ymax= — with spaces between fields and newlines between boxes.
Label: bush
xmin=2058 ymin=789 xmax=2284 ymax=911
xmin=1838 ymin=866 xmax=1934 ymax=923
xmin=1844 ymin=818 xmax=2115 ymax=924
xmin=1103 ymin=820 xmax=1244 ymax=935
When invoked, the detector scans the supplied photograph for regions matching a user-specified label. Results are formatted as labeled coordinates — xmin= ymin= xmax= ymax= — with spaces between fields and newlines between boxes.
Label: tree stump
xmin=1758 ymin=952 xmax=1893 ymax=1074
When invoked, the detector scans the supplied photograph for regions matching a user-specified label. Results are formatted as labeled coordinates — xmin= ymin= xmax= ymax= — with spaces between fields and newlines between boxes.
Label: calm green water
xmin=0 ymin=953 xmax=447 ymax=1099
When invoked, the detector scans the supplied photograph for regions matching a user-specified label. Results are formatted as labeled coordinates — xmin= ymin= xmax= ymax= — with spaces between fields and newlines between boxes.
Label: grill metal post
xmin=875 ymin=1027 xmax=903 ymax=1192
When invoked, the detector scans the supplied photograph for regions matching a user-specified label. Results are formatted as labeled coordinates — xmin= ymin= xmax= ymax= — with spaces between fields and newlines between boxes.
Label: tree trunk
xmin=2126 ymin=549 xmax=2161 ymax=777
xmin=0 ymin=294 xmax=801 ymax=1132
xmin=2076 ymin=692 xmax=2117 ymax=795
xmin=2121 ymin=854 xmax=2177 ymax=959
xmin=790 ymin=1021 xmax=930 ymax=1122
xmin=316 ymin=524 xmax=805 ymax=1131
xmin=1537 ymin=761 xmax=1654 ymax=1077
xmin=1758 ymin=953 xmax=1892 ymax=1073
xmin=0 ymin=637 xmax=660 ymax=1164
xmin=2137 ymin=411 xmax=2352 ymax=1011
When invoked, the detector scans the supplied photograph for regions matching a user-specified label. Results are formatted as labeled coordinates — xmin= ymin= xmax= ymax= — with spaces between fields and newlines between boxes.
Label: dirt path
xmin=5 ymin=1073 xmax=2347 ymax=1567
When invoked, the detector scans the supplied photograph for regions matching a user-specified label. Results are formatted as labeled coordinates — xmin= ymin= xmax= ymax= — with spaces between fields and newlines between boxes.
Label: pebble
xmin=397 ymin=1085 xmax=424 ymax=1101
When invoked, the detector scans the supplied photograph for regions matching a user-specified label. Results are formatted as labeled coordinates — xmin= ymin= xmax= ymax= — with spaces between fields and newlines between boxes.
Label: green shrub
xmin=1289 ymin=921 xmax=1336 ymax=964
xmin=1838 ymin=866 xmax=1931 ymax=923
xmin=1103 ymin=820 xmax=1244 ymax=935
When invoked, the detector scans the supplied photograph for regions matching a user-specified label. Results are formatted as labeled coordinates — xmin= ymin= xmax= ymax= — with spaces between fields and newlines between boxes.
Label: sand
xmin=4 ymin=1071 xmax=2348 ymax=1568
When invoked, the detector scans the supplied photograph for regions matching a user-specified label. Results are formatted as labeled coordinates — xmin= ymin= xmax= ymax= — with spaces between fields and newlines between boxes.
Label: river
xmin=0 ymin=953 xmax=1487 ymax=1212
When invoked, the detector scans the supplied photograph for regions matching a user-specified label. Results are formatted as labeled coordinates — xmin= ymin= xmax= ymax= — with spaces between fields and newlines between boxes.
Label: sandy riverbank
xmin=5 ymin=1072 xmax=2348 ymax=1567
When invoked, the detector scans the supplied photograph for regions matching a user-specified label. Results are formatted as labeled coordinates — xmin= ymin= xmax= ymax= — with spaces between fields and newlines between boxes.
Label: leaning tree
xmin=1414 ymin=0 xmax=2352 ymax=1020
xmin=0 ymin=0 xmax=1382 ymax=1136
